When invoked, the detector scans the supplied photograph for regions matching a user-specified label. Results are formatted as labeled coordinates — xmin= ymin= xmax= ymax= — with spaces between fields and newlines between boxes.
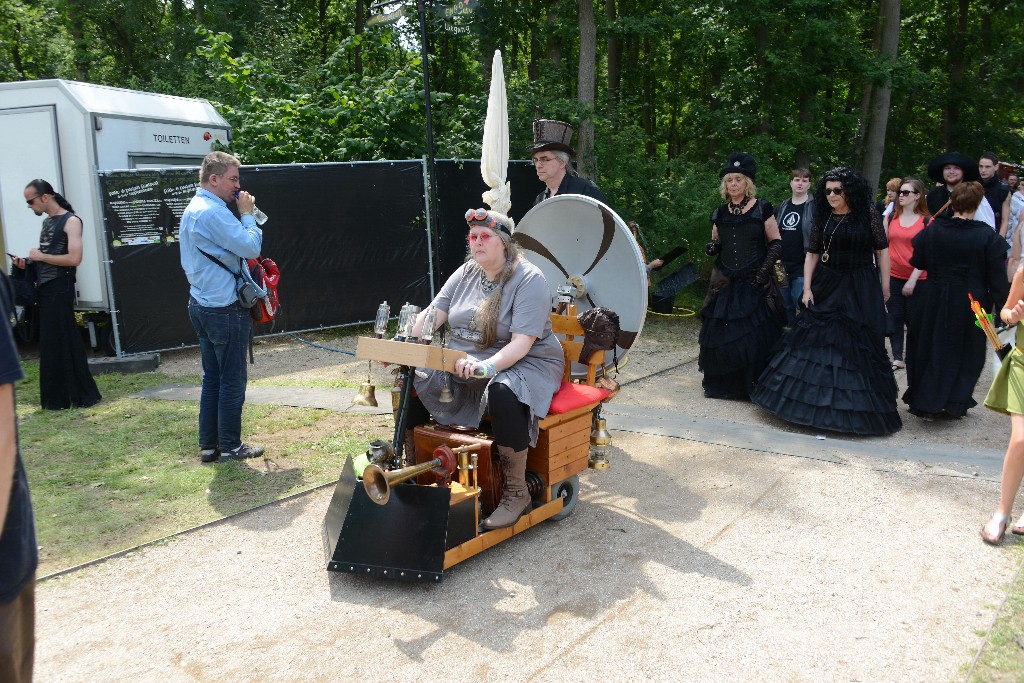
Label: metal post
xmin=417 ymin=0 xmax=442 ymax=290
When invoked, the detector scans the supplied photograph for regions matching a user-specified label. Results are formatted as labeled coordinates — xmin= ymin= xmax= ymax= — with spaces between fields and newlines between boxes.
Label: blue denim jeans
xmin=779 ymin=276 xmax=805 ymax=324
xmin=188 ymin=298 xmax=251 ymax=452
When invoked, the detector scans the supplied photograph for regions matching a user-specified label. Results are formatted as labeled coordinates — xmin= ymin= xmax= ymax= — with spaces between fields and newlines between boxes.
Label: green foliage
xmin=2 ymin=0 xmax=1023 ymax=239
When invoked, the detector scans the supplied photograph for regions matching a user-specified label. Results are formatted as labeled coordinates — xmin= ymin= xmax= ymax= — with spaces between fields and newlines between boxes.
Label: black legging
xmin=406 ymin=382 xmax=531 ymax=451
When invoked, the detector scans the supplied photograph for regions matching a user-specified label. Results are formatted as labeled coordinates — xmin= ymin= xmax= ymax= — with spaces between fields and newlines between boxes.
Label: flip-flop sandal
xmin=891 ymin=360 xmax=905 ymax=370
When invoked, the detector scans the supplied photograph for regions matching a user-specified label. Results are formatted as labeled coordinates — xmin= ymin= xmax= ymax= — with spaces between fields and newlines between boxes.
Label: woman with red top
xmin=886 ymin=177 xmax=930 ymax=370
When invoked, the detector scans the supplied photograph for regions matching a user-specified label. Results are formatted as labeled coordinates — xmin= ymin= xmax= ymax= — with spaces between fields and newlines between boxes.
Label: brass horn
xmin=362 ymin=446 xmax=458 ymax=505
xmin=363 ymin=460 xmax=437 ymax=505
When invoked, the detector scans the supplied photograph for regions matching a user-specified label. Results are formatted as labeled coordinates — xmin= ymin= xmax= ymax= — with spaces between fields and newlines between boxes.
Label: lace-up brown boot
xmin=482 ymin=446 xmax=531 ymax=530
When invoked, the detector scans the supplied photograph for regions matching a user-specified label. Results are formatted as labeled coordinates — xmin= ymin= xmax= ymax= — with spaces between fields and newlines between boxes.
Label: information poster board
xmin=100 ymin=172 xmax=164 ymax=246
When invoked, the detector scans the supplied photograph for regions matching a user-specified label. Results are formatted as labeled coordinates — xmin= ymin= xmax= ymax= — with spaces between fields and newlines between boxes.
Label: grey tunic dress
xmin=413 ymin=258 xmax=564 ymax=447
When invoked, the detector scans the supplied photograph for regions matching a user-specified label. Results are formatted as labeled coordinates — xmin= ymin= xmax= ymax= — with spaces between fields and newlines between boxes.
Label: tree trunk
xmin=194 ymin=0 xmax=204 ymax=25
xmin=942 ymin=0 xmax=970 ymax=149
xmin=354 ymin=0 xmax=364 ymax=80
xmin=546 ymin=2 xmax=562 ymax=73
xmin=577 ymin=0 xmax=597 ymax=177
xmin=861 ymin=0 xmax=901 ymax=195
xmin=606 ymin=0 xmax=621 ymax=118
xmin=64 ymin=0 xmax=89 ymax=81
xmin=641 ymin=36 xmax=655 ymax=157
xmin=319 ymin=0 xmax=329 ymax=64
xmin=795 ymin=89 xmax=813 ymax=169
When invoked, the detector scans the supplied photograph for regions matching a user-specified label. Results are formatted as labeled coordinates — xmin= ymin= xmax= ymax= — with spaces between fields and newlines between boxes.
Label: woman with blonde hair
xmin=885 ymin=177 xmax=930 ymax=370
xmin=699 ymin=152 xmax=784 ymax=399
xmin=408 ymin=208 xmax=564 ymax=529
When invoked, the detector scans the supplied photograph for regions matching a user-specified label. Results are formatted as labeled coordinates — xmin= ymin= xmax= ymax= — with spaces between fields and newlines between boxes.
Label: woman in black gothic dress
xmin=698 ymin=152 xmax=784 ymax=399
xmin=903 ymin=181 xmax=1009 ymax=419
xmin=752 ymin=167 xmax=902 ymax=434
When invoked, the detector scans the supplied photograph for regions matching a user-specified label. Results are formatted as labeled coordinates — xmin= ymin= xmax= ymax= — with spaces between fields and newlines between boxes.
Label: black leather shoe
xmin=200 ymin=448 xmax=220 ymax=463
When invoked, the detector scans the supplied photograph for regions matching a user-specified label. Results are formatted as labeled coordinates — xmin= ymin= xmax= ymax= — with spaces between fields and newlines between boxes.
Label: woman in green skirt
xmin=982 ymin=264 xmax=1024 ymax=544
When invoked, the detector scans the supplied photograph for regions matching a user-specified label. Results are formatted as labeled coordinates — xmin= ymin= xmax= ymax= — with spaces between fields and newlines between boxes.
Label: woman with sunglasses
xmin=753 ymin=167 xmax=901 ymax=434
xmin=885 ymin=177 xmax=931 ymax=371
xmin=698 ymin=152 xmax=784 ymax=399
xmin=902 ymin=182 xmax=1009 ymax=420
xmin=406 ymin=208 xmax=564 ymax=530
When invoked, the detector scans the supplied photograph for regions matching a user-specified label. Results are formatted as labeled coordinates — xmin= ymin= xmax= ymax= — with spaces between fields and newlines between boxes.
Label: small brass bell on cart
xmin=438 ymin=372 xmax=454 ymax=403
xmin=353 ymin=382 xmax=378 ymax=407
xmin=353 ymin=361 xmax=378 ymax=407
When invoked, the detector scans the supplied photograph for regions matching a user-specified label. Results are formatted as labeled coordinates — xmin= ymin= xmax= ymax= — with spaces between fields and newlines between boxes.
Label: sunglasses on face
xmin=467 ymin=232 xmax=495 ymax=244
xmin=898 ymin=190 xmax=918 ymax=196
xmin=25 ymin=195 xmax=41 ymax=206
xmin=823 ymin=188 xmax=845 ymax=196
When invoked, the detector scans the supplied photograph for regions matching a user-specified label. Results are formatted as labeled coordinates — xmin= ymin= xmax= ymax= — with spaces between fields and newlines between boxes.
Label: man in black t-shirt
xmin=0 ymin=273 xmax=34 ymax=683
xmin=774 ymin=168 xmax=815 ymax=323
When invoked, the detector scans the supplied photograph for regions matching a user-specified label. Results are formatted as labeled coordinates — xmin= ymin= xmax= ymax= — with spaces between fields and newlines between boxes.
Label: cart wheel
xmin=549 ymin=475 xmax=579 ymax=521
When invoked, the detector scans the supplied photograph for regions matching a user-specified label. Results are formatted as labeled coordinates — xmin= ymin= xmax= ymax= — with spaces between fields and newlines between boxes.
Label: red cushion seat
xmin=547 ymin=381 xmax=610 ymax=415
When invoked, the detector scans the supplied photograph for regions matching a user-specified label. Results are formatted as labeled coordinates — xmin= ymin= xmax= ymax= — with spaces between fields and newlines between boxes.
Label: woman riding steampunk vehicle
xmin=406 ymin=208 xmax=565 ymax=530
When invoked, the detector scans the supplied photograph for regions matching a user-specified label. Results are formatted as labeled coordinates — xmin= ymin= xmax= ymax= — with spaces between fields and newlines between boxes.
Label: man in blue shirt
xmin=0 ymin=272 xmax=34 ymax=683
xmin=179 ymin=152 xmax=264 ymax=463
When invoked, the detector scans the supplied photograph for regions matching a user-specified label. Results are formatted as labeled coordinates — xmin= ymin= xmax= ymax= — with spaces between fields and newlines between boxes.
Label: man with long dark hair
xmin=13 ymin=180 xmax=100 ymax=410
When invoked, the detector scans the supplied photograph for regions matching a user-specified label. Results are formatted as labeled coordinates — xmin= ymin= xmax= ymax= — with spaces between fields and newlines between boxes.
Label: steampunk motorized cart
xmin=322 ymin=195 xmax=649 ymax=582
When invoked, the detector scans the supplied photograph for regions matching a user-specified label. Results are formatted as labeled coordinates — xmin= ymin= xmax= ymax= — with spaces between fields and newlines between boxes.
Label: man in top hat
xmin=531 ymin=119 xmax=609 ymax=206
xmin=926 ymin=152 xmax=996 ymax=229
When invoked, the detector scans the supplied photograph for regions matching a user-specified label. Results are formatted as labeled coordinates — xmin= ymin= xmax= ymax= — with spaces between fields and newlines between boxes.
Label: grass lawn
xmin=967 ymin=545 xmax=1024 ymax=682
xmin=15 ymin=361 xmax=388 ymax=576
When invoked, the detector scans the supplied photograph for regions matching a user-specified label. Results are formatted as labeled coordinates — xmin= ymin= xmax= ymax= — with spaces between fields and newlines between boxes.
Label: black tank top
xmin=37 ymin=212 xmax=76 ymax=285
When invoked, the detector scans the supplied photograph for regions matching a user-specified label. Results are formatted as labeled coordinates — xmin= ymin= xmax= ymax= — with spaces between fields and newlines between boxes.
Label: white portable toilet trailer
xmin=0 ymin=79 xmax=230 ymax=349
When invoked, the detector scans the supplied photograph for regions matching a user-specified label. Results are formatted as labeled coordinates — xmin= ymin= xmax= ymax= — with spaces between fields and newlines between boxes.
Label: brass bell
xmin=353 ymin=382 xmax=378 ymax=407
xmin=438 ymin=372 xmax=454 ymax=403
xmin=353 ymin=360 xmax=378 ymax=407
xmin=588 ymin=417 xmax=612 ymax=469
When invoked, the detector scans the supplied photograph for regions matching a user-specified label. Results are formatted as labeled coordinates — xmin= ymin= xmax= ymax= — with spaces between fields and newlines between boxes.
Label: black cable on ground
xmin=286 ymin=332 xmax=356 ymax=355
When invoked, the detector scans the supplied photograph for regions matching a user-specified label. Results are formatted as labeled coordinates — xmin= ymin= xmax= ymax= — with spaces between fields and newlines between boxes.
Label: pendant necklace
xmin=820 ymin=213 xmax=849 ymax=264
xmin=728 ymin=198 xmax=748 ymax=216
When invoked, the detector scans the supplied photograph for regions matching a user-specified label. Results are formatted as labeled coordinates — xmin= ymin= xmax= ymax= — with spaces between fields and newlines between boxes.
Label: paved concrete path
xmin=36 ymin=377 xmax=1023 ymax=681
xmin=132 ymin=383 xmax=393 ymax=415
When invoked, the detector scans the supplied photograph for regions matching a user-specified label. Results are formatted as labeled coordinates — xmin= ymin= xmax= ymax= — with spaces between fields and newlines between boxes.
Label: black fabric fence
xmin=99 ymin=159 xmax=545 ymax=355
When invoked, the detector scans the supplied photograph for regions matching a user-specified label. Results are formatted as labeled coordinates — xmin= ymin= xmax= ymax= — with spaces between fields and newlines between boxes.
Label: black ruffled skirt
xmin=751 ymin=264 xmax=902 ymax=435
xmin=699 ymin=269 xmax=782 ymax=399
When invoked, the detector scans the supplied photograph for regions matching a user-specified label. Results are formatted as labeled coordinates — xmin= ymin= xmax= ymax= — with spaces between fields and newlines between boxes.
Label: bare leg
xmin=984 ymin=412 xmax=1024 ymax=540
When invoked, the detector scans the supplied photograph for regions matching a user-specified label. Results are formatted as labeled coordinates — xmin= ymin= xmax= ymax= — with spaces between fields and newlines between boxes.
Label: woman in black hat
xmin=752 ymin=167 xmax=902 ymax=434
xmin=902 ymin=182 xmax=1009 ymax=419
xmin=698 ymin=152 xmax=784 ymax=399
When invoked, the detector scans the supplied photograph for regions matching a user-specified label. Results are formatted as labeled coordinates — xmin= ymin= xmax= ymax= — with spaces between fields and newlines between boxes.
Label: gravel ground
xmin=30 ymin=311 xmax=1022 ymax=682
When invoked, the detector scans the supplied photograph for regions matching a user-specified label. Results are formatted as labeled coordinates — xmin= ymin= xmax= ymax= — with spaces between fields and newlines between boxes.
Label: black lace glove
xmin=755 ymin=239 xmax=783 ymax=288
xmin=704 ymin=239 xmax=722 ymax=256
